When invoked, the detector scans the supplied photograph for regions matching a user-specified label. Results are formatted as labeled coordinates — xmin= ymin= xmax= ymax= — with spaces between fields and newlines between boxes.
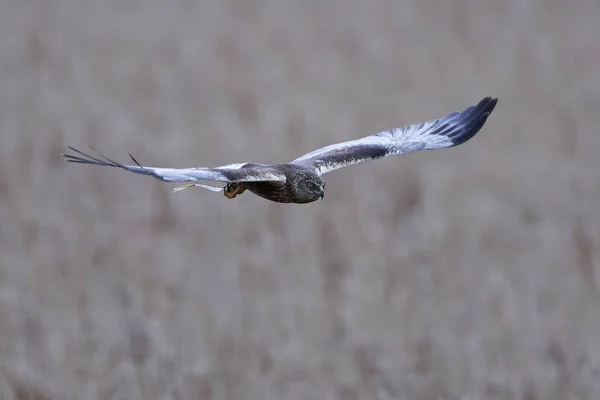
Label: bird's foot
xmin=224 ymin=183 xmax=246 ymax=199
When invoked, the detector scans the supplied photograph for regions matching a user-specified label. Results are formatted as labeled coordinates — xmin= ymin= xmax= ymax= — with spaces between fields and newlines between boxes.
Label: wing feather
xmin=291 ymin=97 xmax=497 ymax=175
xmin=63 ymin=145 xmax=286 ymax=184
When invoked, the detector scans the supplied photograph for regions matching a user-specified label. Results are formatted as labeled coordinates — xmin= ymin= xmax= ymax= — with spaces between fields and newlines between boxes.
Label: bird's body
xmin=222 ymin=163 xmax=325 ymax=203
xmin=63 ymin=97 xmax=497 ymax=205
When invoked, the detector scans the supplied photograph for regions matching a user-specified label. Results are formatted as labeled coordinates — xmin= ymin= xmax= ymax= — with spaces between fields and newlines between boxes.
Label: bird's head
xmin=292 ymin=170 xmax=325 ymax=203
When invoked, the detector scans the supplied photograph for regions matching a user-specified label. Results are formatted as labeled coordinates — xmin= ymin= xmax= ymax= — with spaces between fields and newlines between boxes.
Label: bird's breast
xmin=243 ymin=181 xmax=295 ymax=203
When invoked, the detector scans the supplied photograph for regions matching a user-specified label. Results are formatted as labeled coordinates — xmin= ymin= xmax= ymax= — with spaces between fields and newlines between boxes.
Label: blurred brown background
xmin=1 ymin=0 xmax=599 ymax=399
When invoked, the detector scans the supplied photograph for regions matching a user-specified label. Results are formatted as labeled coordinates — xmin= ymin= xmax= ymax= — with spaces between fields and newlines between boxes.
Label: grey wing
xmin=291 ymin=97 xmax=497 ymax=175
xmin=63 ymin=145 xmax=286 ymax=185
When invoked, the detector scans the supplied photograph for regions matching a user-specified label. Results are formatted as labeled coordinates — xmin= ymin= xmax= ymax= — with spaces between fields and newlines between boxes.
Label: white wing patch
xmin=214 ymin=163 xmax=250 ymax=170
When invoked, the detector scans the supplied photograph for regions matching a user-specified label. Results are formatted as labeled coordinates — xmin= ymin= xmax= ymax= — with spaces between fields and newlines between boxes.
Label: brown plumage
xmin=224 ymin=165 xmax=325 ymax=203
xmin=63 ymin=97 xmax=497 ymax=205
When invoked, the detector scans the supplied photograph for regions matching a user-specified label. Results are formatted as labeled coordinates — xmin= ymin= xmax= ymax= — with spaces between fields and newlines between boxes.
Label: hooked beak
xmin=318 ymin=186 xmax=325 ymax=199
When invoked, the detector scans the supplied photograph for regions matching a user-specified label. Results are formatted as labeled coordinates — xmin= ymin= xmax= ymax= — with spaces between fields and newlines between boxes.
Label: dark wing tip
xmin=61 ymin=145 xmax=124 ymax=168
xmin=128 ymin=153 xmax=146 ymax=170
xmin=448 ymin=96 xmax=498 ymax=146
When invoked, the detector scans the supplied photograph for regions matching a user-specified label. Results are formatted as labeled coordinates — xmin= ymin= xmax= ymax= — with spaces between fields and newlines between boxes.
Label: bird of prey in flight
xmin=63 ymin=97 xmax=497 ymax=204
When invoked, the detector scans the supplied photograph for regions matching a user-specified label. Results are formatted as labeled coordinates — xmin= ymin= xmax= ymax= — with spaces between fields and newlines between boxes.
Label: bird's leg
xmin=223 ymin=183 xmax=246 ymax=199
xmin=172 ymin=183 xmax=198 ymax=193
xmin=172 ymin=183 xmax=223 ymax=193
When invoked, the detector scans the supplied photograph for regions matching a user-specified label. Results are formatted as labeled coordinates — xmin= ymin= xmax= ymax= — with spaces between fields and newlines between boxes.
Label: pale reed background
xmin=0 ymin=0 xmax=599 ymax=399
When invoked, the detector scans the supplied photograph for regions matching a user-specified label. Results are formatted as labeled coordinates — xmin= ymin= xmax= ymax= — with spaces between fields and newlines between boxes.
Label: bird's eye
xmin=307 ymin=182 xmax=314 ymax=187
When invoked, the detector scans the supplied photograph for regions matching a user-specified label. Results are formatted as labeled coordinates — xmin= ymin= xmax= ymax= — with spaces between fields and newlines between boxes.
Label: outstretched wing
xmin=291 ymin=97 xmax=497 ymax=175
xmin=63 ymin=146 xmax=286 ymax=188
